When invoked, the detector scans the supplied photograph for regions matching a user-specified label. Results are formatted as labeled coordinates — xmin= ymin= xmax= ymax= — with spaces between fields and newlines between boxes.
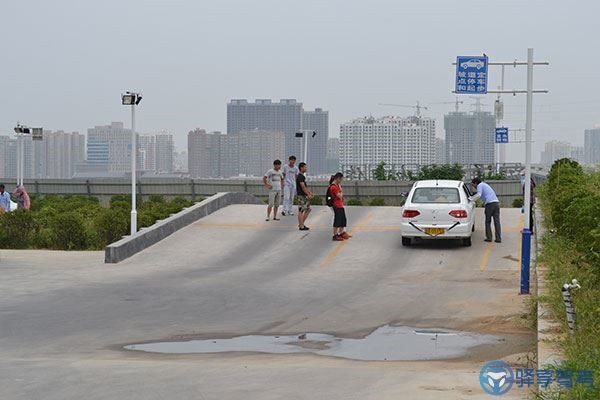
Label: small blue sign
xmin=455 ymin=55 xmax=488 ymax=94
xmin=495 ymin=127 xmax=509 ymax=143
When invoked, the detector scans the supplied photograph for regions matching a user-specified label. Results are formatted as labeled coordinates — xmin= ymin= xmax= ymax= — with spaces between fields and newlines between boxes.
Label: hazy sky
xmin=2 ymin=0 xmax=599 ymax=163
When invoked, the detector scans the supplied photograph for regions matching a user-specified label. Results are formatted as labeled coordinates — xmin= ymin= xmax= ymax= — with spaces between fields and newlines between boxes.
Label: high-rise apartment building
xmin=34 ymin=130 xmax=85 ymax=178
xmin=138 ymin=135 xmax=156 ymax=172
xmin=571 ymin=146 xmax=584 ymax=164
xmin=339 ymin=116 xmax=436 ymax=169
xmin=0 ymin=131 xmax=84 ymax=179
xmin=326 ymin=138 xmax=340 ymax=172
xmin=302 ymin=108 xmax=329 ymax=174
xmin=0 ymin=136 xmax=17 ymax=179
xmin=155 ymin=133 xmax=174 ymax=173
xmin=444 ymin=111 xmax=495 ymax=165
xmin=138 ymin=133 xmax=174 ymax=174
xmin=584 ymin=127 xmax=600 ymax=165
xmin=235 ymin=130 xmax=286 ymax=177
xmin=540 ymin=140 xmax=574 ymax=166
xmin=188 ymin=129 xmax=230 ymax=178
xmin=435 ymin=138 xmax=446 ymax=164
xmin=227 ymin=99 xmax=329 ymax=169
xmin=86 ymin=122 xmax=132 ymax=174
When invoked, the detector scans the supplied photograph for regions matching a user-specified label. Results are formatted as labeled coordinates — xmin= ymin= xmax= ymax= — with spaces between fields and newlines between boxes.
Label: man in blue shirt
xmin=0 ymin=184 xmax=11 ymax=212
xmin=469 ymin=177 xmax=501 ymax=243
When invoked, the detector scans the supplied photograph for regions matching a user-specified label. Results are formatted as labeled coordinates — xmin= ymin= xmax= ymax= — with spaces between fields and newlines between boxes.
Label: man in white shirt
xmin=469 ymin=177 xmax=501 ymax=243
xmin=281 ymin=155 xmax=299 ymax=216
xmin=263 ymin=159 xmax=284 ymax=221
xmin=0 ymin=184 xmax=11 ymax=213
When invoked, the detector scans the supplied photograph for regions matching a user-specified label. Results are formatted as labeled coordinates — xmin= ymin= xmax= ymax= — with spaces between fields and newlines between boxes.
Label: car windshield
xmin=411 ymin=187 xmax=460 ymax=204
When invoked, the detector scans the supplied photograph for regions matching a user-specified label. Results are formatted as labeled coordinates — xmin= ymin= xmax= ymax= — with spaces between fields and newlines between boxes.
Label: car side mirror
xmin=400 ymin=192 xmax=408 ymax=197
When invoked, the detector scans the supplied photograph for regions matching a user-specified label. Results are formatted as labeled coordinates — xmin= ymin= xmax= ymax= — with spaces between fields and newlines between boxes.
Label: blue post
xmin=520 ymin=229 xmax=531 ymax=294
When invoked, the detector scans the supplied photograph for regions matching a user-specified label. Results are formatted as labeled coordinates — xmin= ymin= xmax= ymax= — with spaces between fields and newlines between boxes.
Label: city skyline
xmin=2 ymin=1 xmax=600 ymax=165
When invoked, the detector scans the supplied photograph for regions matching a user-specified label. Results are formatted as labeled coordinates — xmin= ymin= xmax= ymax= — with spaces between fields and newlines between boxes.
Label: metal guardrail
xmin=2 ymin=177 xmax=525 ymax=206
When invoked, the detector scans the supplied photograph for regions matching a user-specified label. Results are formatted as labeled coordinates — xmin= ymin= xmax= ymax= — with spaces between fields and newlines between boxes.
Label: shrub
xmin=347 ymin=198 xmax=362 ymax=206
xmin=48 ymin=212 xmax=87 ymax=250
xmin=0 ymin=195 xmax=194 ymax=249
xmin=148 ymin=195 xmax=165 ymax=203
xmin=310 ymin=195 xmax=323 ymax=205
xmin=94 ymin=208 xmax=129 ymax=246
xmin=512 ymin=198 xmax=524 ymax=208
xmin=369 ymin=197 xmax=386 ymax=206
xmin=0 ymin=210 xmax=38 ymax=249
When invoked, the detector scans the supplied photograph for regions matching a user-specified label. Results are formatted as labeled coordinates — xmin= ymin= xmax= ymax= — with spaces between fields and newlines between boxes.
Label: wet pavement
xmin=126 ymin=325 xmax=501 ymax=361
xmin=0 ymin=205 xmax=533 ymax=400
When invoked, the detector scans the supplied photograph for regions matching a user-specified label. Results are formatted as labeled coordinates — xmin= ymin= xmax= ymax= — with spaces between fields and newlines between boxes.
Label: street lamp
xmin=14 ymin=124 xmax=31 ymax=187
xmin=295 ymin=130 xmax=317 ymax=165
xmin=121 ymin=91 xmax=142 ymax=235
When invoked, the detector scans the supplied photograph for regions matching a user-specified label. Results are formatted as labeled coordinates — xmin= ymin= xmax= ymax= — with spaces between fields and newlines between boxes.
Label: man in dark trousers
xmin=296 ymin=162 xmax=313 ymax=231
xmin=469 ymin=177 xmax=501 ymax=243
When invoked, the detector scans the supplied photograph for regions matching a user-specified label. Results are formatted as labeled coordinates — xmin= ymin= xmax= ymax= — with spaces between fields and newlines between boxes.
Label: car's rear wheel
xmin=401 ymin=237 xmax=412 ymax=246
xmin=462 ymin=237 xmax=472 ymax=247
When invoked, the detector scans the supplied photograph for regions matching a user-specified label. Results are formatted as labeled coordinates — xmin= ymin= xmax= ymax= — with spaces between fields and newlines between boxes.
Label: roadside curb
xmin=104 ymin=192 xmax=263 ymax=263
xmin=535 ymin=206 xmax=564 ymax=394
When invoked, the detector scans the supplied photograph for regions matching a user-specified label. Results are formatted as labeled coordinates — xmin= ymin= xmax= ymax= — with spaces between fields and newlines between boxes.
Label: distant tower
xmin=445 ymin=108 xmax=495 ymax=165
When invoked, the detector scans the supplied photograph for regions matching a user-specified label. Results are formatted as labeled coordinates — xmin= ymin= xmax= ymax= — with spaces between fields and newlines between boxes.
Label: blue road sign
xmin=455 ymin=56 xmax=488 ymax=94
xmin=495 ymin=127 xmax=509 ymax=143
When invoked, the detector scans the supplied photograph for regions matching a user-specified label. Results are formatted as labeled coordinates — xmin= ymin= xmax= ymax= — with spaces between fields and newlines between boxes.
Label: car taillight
xmin=449 ymin=210 xmax=468 ymax=218
xmin=403 ymin=210 xmax=420 ymax=218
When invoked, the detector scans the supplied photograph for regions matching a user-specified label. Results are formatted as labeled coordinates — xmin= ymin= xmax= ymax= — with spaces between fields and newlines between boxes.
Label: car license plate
xmin=424 ymin=227 xmax=445 ymax=236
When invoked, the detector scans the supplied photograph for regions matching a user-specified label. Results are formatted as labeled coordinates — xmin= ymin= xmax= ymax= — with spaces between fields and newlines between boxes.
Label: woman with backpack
xmin=328 ymin=173 xmax=351 ymax=241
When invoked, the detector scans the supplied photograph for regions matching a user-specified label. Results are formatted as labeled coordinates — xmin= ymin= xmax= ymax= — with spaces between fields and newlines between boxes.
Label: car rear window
xmin=411 ymin=187 xmax=461 ymax=204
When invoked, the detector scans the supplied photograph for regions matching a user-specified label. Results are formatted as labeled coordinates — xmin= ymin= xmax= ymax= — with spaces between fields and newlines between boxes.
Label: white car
xmin=460 ymin=59 xmax=485 ymax=70
xmin=401 ymin=180 xmax=475 ymax=247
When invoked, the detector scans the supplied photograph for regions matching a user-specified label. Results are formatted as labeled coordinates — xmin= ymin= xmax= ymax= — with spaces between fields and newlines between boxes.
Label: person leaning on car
xmin=469 ymin=177 xmax=501 ymax=243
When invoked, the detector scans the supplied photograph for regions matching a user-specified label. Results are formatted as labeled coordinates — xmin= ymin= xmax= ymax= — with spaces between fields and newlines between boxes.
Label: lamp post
xmin=121 ymin=91 xmax=142 ymax=235
xmin=14 ymin=124 xmax=31 ymax=187
xmin=295 ymin=130 xmax=317 ymax=165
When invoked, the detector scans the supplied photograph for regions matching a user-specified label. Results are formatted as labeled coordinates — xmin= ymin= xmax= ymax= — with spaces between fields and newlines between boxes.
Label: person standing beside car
xmin=0 ymin=184 xmax=10 ymax=213
xmin=469 ymin=177 xmax=501 ymax=243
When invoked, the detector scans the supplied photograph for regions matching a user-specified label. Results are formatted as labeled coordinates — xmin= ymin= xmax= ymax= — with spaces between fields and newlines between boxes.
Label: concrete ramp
xmin=104 ymin=192 xmax=263 ymax=263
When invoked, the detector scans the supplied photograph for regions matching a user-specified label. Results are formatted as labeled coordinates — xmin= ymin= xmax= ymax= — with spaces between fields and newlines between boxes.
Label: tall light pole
xmin=122 ymin=91 xmax=142 ymax=235
xmin=14 ymin=124 xmax=31 ymax=187
xmin=295 ymin=130 xmax=317 ymax=165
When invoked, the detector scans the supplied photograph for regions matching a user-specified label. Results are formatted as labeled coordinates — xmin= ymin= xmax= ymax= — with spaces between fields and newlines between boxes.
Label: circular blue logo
xmin=479 ymin=360 xmax=514 ymax=396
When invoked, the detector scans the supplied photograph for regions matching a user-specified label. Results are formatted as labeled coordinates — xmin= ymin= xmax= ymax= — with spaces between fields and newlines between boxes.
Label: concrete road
xmin=0 ymin=205 xmax=534 ymax=399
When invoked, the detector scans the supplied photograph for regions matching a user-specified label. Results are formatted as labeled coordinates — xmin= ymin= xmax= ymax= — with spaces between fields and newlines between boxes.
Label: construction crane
xmin=378 ymin=101 xmax=428 ymax=117
xmin=429 ymin=98 xmax=464 ymax=112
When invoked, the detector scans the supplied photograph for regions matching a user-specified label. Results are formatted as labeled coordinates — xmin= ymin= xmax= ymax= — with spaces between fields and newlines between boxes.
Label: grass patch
xmin=537 ymin=231 xmax=600 ymax=399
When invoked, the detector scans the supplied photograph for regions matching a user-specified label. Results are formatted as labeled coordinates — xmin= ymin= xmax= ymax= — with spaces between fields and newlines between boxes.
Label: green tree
xmin=373 ymin=161 xmax=397 ymax=181
xmin=416 ymin=164 xmax=464 ymax=180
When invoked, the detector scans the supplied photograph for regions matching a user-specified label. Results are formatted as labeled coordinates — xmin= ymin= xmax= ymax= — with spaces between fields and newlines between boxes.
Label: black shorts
xmin=333 ymin=207 xmax=347 ymax=228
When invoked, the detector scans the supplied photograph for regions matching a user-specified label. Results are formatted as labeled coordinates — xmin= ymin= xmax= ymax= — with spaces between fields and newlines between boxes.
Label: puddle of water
xmin=124 ymin=325 xmax=501 ymax=361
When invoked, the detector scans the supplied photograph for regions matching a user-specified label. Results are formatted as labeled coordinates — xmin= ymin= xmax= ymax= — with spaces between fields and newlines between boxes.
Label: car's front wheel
xmin=401 ymin=237 xmax=412 ymax=246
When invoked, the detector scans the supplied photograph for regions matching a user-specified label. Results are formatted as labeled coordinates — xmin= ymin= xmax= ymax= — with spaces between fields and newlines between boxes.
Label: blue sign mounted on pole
xmin=495 ymin=127 xmax=509 ymax=143
xmin=455 ymin=56 xmax=488 ymax=94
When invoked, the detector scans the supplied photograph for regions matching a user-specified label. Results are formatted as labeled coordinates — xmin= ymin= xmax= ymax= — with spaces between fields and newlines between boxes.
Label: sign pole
xmin=520 ymin=48 xmax=534 ymax=295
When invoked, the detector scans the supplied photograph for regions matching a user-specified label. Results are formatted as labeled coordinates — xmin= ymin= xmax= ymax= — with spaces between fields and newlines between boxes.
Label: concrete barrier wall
xmin=104 ymin=192 xmax=263 ymax=264
xmin=3 ymin=177 xmax=524 ymax=207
